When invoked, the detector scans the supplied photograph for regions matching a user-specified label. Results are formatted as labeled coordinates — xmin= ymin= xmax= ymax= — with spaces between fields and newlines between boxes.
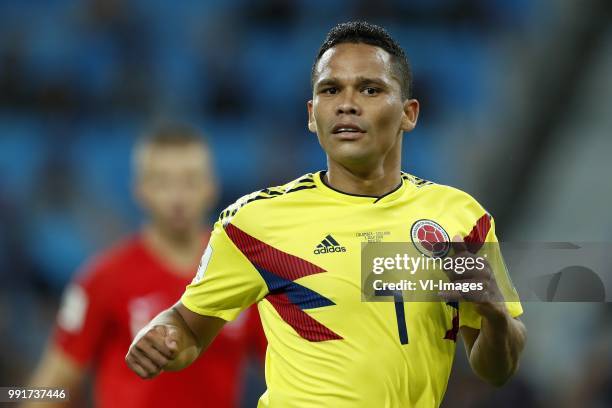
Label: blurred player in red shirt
xmin=26 ymin=124 xmax=266 ymax=408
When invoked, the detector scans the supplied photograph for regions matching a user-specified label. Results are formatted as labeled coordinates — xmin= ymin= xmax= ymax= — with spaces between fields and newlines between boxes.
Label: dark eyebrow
xmin=315 ymin=78 xmax=339 ymax=89
xmin=315 ymin=76 xmax=390 ymax=90
xmin=354 ymin=76 xmax=389 ymax=88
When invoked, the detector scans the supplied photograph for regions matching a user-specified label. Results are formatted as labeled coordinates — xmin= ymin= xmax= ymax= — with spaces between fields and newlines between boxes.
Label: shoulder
xmin=74 ymin=236 xmax=144 ymax=285
xmin=402 ymin=173 xmax=495 ymax=245
xmin=218 ymin=173 xmax=317 ymax=226
xmin=402 ymin=171 xmax=490 ymax=217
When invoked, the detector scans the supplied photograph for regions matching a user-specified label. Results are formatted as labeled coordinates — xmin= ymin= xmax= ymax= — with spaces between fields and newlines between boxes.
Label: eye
xmin=321 ymin=87 xmax=338 ymax=95
xmin=362 ymin=87 xmax=380 ymax=96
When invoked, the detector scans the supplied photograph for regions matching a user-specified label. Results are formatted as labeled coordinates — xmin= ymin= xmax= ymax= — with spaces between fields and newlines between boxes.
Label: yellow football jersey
xmin=181 ymin=171 xmax=522 ymax=408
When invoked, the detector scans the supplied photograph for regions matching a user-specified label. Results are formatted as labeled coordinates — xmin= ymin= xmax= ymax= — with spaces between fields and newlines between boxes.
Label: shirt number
xmin=375 ymin=289 xmax=408 ymax=344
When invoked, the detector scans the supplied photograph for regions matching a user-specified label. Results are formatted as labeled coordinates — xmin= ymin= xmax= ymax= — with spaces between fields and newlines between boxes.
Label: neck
xmin=142 ymin=222 xmax=203 ymax=276
xmin=325 ymin=144 xmax=402 ymax=197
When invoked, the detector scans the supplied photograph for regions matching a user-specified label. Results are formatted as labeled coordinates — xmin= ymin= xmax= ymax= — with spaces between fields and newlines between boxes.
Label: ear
xmin=203 ymin=172 xmax=220 ymax=212
xmin=400 ymin=99 xmax=419 ymax=132
xmin=198 ymin=148 xmax=220 ymax=213
xmin=307 ymin=100 xmax=317 ymax=133
xmin=132 ymin=176 xmax=148 ymax=210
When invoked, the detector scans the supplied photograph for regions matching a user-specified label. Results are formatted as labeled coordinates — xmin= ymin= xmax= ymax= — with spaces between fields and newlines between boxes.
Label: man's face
xmin=135 ymin=144 xmax=216 ymax=235
xmin=308 ymin=43 xmax=418 ymax=168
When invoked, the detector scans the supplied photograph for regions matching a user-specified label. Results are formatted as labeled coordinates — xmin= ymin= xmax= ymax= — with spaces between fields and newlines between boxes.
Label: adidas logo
xmin=314 ymin=234 xmax=347 ymax=255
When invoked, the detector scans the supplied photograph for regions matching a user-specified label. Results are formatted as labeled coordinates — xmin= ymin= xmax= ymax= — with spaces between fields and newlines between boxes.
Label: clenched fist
xmin=125 ymin=324 xmax=181 ymax=379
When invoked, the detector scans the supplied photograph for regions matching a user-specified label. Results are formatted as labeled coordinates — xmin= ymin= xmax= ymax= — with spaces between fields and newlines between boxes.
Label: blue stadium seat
xmin=69 ymin=119 xmax=139 ymax=219
xmin=0 ymin=115 xmax=47 ymax=202
xmin=25 ymin=210 xmax=95 ymax=290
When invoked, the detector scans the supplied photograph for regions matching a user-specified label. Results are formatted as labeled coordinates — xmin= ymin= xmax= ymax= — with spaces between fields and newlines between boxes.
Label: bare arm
xmin=461 ymin=310 xmax=526 ymax=386
xmin=22 ymin=346 xmax=84 ymax=408
xmin=125 ymin=301 xmax=225 ymax=378
xmin=444 ymin=236 xmax=527 ymax=386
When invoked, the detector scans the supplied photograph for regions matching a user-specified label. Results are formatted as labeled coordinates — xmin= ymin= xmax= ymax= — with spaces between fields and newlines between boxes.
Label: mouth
xmin=332 ymin=123 xmax=366 ymax=139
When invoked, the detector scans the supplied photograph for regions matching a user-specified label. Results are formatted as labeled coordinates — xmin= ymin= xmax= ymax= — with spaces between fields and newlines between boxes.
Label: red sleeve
xmin=52 ymin=259 xmax=113 ymax=367
xmin=245 ymin=306 xmax=267 ymax=361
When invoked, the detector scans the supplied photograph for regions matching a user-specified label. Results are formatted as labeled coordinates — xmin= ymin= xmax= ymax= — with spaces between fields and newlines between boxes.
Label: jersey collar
xmin=313 ymin=170 xmax=407 ymax=205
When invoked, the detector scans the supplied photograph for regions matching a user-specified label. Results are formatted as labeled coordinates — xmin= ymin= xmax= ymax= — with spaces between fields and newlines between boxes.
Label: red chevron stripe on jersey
xmin=225 ymin=223 xmax=325 ymax=281
xmin=266 ymin=292 xmax=342 ymax=341
xmin=225 ymin=223 xmax=342 ymax=341
xmin=463 ymin=213 xmax=492 ymax=254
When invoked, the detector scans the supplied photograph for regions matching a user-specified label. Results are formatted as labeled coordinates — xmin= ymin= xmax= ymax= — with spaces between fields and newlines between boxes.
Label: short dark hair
xmin=138 ymin=122 xmax=207 ymax=149
xmin=311 ymin=21 xmax=413 ymax=100
xmin=133 ymin=122 xmax=209 ymax=175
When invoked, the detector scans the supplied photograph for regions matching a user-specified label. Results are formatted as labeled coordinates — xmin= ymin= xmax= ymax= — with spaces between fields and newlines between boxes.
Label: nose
xmin=336 ymin=91 xmax=361 ymax=116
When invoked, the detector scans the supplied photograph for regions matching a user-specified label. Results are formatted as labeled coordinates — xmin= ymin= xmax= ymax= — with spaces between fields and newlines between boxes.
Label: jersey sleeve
xmin=52 ymin=261 xmax=112 ymax=367
xmin=181 ymin=217 xmax=269 ymax=322
xmin=459 ymin=215 xmax=523 ymax=329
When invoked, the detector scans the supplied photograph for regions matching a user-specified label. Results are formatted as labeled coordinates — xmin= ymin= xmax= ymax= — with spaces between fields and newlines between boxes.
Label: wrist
xmin=163 ymin=345 xmax=200 ymax=372
xmin=478 ymin=302 xmax=510 ymax=327
xmin=479 ymin=305 xmax=513 ymax=353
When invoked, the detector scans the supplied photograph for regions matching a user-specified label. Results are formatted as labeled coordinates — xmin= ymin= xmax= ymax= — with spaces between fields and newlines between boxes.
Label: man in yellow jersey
xmin=125 ymin=21 xmax=526 ymax=407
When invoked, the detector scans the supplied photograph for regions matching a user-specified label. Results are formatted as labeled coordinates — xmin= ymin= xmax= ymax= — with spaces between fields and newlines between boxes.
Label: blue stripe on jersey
xmin=256 ymin=267 xmax=335 ymax=310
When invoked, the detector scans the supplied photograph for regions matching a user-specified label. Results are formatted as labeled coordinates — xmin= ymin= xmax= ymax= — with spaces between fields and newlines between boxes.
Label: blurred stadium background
xmin=1 ymin=0 xmax=611 ymax=406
